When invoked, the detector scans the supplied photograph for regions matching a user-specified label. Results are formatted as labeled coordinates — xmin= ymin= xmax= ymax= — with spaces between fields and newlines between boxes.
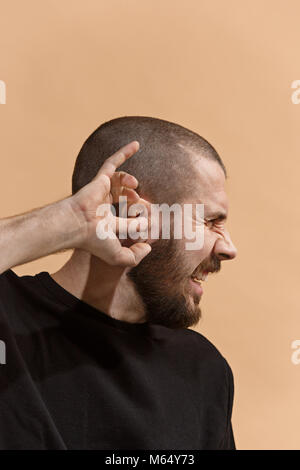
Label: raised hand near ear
xmin=70 ymin=141 xmax=152 ymax=267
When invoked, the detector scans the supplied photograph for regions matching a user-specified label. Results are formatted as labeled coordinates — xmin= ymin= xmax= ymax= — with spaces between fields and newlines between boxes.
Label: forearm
xmin=0 ymin=197 xmax=86 ymax=274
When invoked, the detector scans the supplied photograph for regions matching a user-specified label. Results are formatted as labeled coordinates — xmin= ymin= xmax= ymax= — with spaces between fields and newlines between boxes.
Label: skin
xmin=0 ymin=140 xmax=237 ymax=329
xmin=0 ymin=141 xmax=152 ymax=276
xmin=51 ymin=153 xmax=237 ymax=329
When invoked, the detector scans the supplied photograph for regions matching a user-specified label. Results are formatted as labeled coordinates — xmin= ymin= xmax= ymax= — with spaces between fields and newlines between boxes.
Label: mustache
xmin=197 ymin=254 xmax=221 ymax=275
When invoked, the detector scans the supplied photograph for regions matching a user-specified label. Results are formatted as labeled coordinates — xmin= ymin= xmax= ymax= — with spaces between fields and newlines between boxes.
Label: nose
xmin=213 ymin=229 xmax=237 ymax=261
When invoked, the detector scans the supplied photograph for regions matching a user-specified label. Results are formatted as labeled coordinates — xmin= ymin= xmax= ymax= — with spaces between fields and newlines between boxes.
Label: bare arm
xmin=0 ymin=141 xmax=152 ymax=275
xmin=0 ymin=198 xmax=84 ymax=275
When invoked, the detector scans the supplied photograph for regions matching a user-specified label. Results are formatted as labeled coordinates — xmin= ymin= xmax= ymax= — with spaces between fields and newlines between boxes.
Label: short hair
xmin=72 ymin=116 xmax=226 ymax=206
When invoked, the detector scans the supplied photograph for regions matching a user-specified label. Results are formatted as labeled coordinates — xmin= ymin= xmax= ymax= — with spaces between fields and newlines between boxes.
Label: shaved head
xmin=72 ymin=116 xmax=226 ymax=206
xmin=69 ymin=116 xmax=235 ymax=329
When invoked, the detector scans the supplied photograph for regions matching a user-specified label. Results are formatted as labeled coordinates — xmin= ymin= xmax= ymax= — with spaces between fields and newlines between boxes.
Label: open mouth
xmin=189 ymin=270 xmax=210 ymax=297
xmin=190 ymin=277 xmax=206 ymax=297
xmin=191 ymin=271 xmax=208 ymax=283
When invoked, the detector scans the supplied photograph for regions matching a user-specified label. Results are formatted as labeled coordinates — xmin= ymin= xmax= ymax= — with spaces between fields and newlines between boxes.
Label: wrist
xmin=59 ymin=196 xmax=88 ymax=250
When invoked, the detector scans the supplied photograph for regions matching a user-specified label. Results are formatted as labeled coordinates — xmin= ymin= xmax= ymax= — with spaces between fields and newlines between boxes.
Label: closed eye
xmin=205 ymin=218 xmax=225 ymax=228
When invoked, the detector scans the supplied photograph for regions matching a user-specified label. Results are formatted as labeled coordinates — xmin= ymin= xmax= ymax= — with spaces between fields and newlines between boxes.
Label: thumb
xmin=114 ymin=242 xmax=152 ymax=267
xmin=128 ymin=242 xmax=152 ymax=265
xmin=115 ymin=215 xmax=149 ymax=239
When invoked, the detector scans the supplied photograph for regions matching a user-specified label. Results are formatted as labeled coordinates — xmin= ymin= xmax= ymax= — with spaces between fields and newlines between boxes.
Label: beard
xmin=126 ymin=237 xmax=203 ymax=329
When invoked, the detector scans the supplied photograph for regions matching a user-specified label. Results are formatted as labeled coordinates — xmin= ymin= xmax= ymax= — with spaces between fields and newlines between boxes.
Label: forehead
xmin=185 ymin=155 xmax=229 ymax=216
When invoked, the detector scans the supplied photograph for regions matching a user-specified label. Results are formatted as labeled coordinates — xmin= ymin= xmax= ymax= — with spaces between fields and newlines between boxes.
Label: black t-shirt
xmin=0 ymin=269 xmax=235 ymax=450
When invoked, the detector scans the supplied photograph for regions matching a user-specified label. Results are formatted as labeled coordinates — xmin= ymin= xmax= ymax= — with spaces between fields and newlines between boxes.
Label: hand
xmin=70 ymin=141 xmax=152 ymax=267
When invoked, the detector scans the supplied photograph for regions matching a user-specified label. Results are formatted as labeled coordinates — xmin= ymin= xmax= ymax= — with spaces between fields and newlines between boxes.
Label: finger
xmin=110 ymin=171 xmax=138 ymax=203
xmin=111 ymin=243 xmax=152 ymax=267
xmin=129 ymin=242 xmax=152 ymax=264
xmin=94 ymin=141 xmax=140 ymax=181
xmin=111 ymin=171 xmax=139 ymax=190
xmin=109 ymin=187 xmax=140 ymax=206
xmin=114 ymin=215 xmax=149 ymax=238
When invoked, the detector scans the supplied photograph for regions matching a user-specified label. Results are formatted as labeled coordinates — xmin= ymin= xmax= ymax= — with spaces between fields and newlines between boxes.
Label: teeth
xmin=192 ymin=272 xmax=208 ymax=282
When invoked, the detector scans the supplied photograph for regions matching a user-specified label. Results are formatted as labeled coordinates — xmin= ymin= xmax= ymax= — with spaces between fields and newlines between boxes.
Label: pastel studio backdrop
xmin=0 ymin=0 xmax=299 ymax=449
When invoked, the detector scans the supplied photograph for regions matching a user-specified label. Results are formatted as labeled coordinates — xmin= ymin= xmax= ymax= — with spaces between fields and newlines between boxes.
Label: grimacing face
xmin=127 ymin=157 xmax=237 ymax=329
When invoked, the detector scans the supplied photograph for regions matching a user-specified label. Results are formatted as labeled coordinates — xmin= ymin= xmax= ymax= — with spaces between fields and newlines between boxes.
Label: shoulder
xmin=180 ymin=329 xmax=235 ymax=396
xmin=176 ymin=327 xmax=233 ymax=383
xmin=0 ymin=268 xmax=17 ymax=282
xmin=0 ymin=269 xmax=36 ymax=298
xmin=151 ymin=324 xmax=233 ymax=381
xmin=189 ymin=329 xmax=234 ymax=393
xmin=0 ymin=269 xmax=19 ymax=295
xmin=174 ymin=326 xmax=228 ymax=357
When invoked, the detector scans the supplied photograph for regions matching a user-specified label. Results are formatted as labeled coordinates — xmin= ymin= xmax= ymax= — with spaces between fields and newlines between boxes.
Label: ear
xmin=118 ymin=195 xmax=162 ymax=247
xmin=127 ymin=196 xmax=151 ymax=217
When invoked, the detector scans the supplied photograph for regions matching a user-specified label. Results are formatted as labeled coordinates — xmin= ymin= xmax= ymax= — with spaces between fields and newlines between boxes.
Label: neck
xmin=50 ymin=249 xmax=147 ymax=324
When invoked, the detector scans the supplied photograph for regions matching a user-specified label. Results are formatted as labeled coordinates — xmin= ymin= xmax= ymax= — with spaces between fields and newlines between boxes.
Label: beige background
xmin=0 ymin=0 xmax=299 ymax=450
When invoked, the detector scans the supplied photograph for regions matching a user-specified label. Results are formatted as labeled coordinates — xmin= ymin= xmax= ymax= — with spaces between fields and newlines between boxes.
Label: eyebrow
xmin=206 ymin=211 xmax=227 ymax=222
xmin=193 ymin=200 xmax=228 ymax=222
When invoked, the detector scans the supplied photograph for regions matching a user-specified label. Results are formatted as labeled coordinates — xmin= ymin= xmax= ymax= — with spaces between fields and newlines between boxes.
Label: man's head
xmin=72 ymin=116 xmax=237 ymax=329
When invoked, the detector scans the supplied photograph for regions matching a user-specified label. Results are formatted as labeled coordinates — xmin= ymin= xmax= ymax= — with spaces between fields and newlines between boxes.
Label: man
xmin=0 ymin=116 xmax=237 ymax=449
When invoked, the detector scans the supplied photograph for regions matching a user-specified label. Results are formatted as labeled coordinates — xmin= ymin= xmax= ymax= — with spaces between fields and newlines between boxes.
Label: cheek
xmin=181 ymin=228 xmax=210 ymax=255
xmin=203 ymin=228 xmax=219 ymax=252
xmin=181 ymin=235 xmax=213 ymax=272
